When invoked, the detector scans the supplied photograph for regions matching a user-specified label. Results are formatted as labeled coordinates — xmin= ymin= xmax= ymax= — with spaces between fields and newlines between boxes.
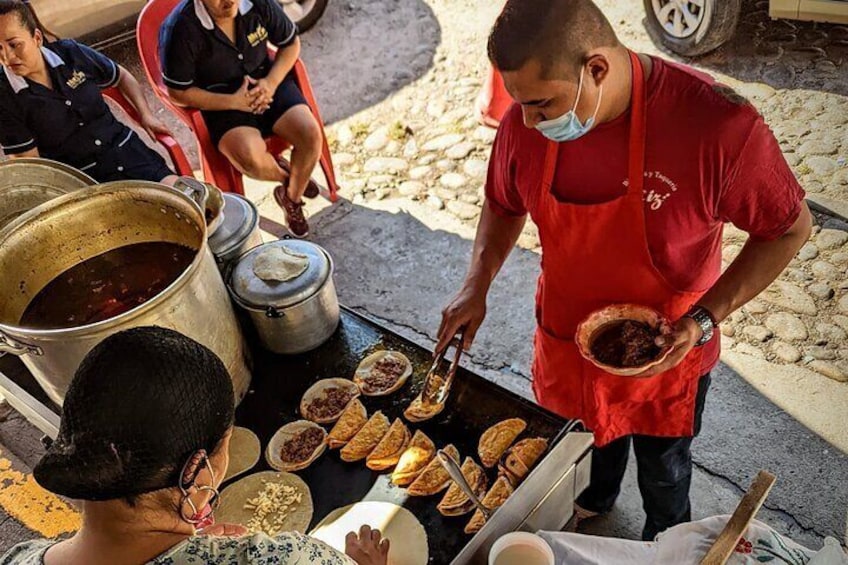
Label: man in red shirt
xmin=437 ymin=0 xmax=811 ymax=540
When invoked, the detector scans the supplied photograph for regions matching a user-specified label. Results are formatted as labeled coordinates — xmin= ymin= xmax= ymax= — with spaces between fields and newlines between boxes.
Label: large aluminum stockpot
xmin=0 ymin=181 xmax=252 ymax=405
xmin=209 ymin=193 xmax=263 ymax=272
xmin=228 ymin=240 xmax=340 ymax=354
xmin=0 ymin=158 xmax=96 ymax=230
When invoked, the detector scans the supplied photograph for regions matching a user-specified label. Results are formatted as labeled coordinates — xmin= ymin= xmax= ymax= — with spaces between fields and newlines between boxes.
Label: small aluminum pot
xmin=209 ymin=193 xmax=263 ymax=273
xmin=228 ymin=240 xmax=340 ymax=354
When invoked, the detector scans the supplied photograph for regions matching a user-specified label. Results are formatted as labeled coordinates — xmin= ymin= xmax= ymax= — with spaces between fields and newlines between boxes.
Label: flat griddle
xmin=234 ymin=307 xmax=571 ymax=564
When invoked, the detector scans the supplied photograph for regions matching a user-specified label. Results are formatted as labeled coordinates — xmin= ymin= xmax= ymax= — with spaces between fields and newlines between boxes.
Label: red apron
xmin=530 ymin=52 xmax=704 ymax=447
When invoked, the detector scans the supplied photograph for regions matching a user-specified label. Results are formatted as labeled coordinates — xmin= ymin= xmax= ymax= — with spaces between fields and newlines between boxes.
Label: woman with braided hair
xmin=0 ymin=327 xmax=388 ymax=565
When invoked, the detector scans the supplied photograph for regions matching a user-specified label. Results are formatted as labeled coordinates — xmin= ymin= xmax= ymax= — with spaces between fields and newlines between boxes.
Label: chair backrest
xmin=137 ymin=0 xmax=199 ymax=129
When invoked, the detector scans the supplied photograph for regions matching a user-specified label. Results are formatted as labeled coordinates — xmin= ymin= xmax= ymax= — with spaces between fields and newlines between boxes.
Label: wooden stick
xmin=699 ymin=470 xmax=776 ymax=565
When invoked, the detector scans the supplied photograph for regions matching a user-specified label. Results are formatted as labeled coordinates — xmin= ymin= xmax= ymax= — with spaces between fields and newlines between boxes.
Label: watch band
xmin=685 ymin=306 xmax=717 ymax=347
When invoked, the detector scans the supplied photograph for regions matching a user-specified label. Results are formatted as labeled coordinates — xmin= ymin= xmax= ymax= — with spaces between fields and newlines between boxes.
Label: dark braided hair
xmin=34 ymin=327 xmax=236 ymax=502
xmin=0 ymin=0 xmax=58 ymax=40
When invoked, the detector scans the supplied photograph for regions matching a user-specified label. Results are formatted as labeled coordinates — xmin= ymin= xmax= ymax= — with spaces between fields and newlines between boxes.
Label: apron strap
xmin=626 ymin=50 xmax=647 ymax=199
xmin=537 ymin=51 xmax=648 ymax=207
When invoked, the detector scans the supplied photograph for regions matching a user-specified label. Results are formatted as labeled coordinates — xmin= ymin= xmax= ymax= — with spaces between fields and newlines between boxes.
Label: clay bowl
xmin=576 ymin=304 xmax=672 ymax=377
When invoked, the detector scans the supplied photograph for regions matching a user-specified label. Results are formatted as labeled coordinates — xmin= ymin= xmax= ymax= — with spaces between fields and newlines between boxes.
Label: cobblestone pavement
xmin=322 ymin=0 xmax=848 ymax=405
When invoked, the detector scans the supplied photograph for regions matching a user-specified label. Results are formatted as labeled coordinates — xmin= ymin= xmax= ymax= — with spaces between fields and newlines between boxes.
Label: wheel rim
xmin=651 ymin=0 xmax=706 ymax=39
xmin=279 ymin=0 xmax=318 ymax=24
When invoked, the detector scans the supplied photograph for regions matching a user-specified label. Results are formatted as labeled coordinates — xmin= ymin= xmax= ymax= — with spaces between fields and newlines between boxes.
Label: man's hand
xmin=345 ymin=525 xmax=390 ymax=565
xmin=436 ymin=281 xmax=488 ymax=354
xmin=139 ymin=112 xmax=173 ymax=140
xmin=633 ymin=316 xmax=702 ymax=378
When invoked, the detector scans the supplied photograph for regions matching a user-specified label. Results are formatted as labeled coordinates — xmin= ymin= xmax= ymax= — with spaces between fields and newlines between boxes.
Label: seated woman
xmin=160 ymin=0 xmax=323 ymax=238
xmin=0 ymin=327 xmax=388 ymax=565
xmin=0 ymin=1 xmax=178 ymax=185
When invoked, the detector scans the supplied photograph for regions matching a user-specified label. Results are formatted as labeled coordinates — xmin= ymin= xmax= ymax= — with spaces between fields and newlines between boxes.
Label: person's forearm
xmin=168 ymin=86 xmax=236 ymax=111
xmin=698 ymin=203 xmax=813 ymax=323
xmin=115 ymin=67 xmax=156 ymax=118
xmin=265 ymin=37 xmax=300 ymax=88
xmin=465 ymin=200 xmax=527 ymax=291
xmin=9 ymin=147 xmax=39 ymax=158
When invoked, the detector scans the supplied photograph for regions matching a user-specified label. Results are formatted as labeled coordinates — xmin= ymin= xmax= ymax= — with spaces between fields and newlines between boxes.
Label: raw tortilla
xmin=253 ymin=245 xmax=309 ymax=282
xmin=311 ymin=501 xmax=428 ymax=565
xmin=223 ymin=426 xmax=261 ymax=482
xmin=216 ymin=471 xmax=313 ymax=535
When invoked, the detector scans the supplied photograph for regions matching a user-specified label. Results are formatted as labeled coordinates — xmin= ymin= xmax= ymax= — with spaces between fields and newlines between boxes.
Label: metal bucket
xmin=0 ymin=158 xmax=96 ymax=230
xmin=0 ymin=181 xmax=252 ymax=405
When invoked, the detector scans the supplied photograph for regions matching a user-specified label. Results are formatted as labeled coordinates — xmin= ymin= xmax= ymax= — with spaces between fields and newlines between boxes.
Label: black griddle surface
xmin=235 ymin=307 xmax=568 ymax=564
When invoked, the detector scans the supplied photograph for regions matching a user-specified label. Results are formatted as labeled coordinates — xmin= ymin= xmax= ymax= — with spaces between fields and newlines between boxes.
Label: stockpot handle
xmin=0 ymin=332 xmax=43 ymax=357
xmin=173 ymin=176 xmax=209 ymax=210
xmin=265 ymin=306 xmax=285 ymax=319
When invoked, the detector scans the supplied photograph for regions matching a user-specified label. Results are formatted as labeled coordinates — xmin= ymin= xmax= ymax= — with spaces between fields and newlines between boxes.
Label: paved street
xmin=1 ymin=0 xmax=847 ymax=555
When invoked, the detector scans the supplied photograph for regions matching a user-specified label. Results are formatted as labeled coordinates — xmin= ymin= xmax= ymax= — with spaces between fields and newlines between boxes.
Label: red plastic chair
xmin=136 ymin=0 xmax=339 ymax=200
xmin=102 ymin=86 xmax=194 ymax=176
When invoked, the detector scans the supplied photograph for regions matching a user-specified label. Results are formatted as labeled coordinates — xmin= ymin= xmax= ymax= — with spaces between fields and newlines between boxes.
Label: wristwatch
xmin=684 ymin=306 xmax=718 ymax=347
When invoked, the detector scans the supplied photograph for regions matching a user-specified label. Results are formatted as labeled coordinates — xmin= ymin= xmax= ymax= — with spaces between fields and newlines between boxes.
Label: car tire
xmin=280 ymin=0 xmax=329 ymax=32
xmin=643 ymin=0 xmax=741 ymax=57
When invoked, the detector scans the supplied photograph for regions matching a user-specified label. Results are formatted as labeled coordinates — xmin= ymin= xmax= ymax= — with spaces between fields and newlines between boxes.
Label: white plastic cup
xmin=488 ymin=532 xmax=556 ymax=565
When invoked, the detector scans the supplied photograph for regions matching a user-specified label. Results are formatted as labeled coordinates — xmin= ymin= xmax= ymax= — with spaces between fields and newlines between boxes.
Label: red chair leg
xmin=319 ymin=139 xmax=339 ymax=201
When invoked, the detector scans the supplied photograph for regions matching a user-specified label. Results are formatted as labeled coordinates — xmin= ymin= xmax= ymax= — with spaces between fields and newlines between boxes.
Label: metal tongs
xmin=437 ymin=449 xmax=492 ymax=520
xmin=421 ymin=330 xmax=465 ymax=407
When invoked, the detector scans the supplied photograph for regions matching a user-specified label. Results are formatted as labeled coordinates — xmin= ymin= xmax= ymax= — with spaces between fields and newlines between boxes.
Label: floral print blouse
xmin=0 ymin=532 xmax=356 ymax=564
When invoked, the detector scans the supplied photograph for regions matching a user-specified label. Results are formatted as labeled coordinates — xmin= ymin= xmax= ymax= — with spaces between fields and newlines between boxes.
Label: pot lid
xmin=209 ymin=193 xmax=258 ymax=256
xmin=230 ymin=239 xmax=332 ymax=308
xmin=0 ymin=158 xmax=95 ymax=231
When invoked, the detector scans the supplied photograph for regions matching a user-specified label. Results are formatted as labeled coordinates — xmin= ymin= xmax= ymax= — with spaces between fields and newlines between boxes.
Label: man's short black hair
xmin=488 ymin=0 xmax=619 ymax=78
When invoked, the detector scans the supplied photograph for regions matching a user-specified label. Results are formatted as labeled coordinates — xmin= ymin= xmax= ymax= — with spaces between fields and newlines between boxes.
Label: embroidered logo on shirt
xmin=247 ymin=25 xmax=269 ymax=47
xmin=623 ymin=170 xmax=679 ymax=211
xmin=66 ymin=70 xmax=87 ymax=89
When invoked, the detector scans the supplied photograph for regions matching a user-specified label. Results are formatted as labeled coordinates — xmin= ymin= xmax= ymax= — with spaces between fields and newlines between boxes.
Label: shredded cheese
xmin=243 ymin=480 xmax=303 ymax=536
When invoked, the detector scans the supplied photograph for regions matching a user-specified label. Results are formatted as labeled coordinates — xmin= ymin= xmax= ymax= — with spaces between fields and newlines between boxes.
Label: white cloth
xmin=538 ymin=515 xmax=848 ymax=565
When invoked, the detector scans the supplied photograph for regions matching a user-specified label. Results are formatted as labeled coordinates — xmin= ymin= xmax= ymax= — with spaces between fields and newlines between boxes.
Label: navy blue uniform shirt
xmin=160 ymin=0 xmax=298 ymax=95
xmin=0 ymin=40 xmax=125 ymax=165
xmin=0 ymin=40 xmax=172 ymax=182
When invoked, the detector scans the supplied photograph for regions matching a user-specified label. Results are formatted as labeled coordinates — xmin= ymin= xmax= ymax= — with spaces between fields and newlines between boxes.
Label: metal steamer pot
xmin=0 ymin=182 xmax=252 ymax=405
xmin=228 ymin=240 xmax=340 ymax=354
xmin=208 ymin=193 xmax=263 ymax=272
xmin=0 ymin=157 xmax=96 ymax=230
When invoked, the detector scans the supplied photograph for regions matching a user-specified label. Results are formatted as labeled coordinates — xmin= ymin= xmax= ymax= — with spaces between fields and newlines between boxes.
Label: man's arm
xmin=699 ymin=203 xmax=812 ymax=323
xmin=642 ymin=203 xmax=812 ymax=377
xmin=436 ymin=200 xmax=527 ymax=352
xmin=9 ymin=147 xmax=40 ymax=158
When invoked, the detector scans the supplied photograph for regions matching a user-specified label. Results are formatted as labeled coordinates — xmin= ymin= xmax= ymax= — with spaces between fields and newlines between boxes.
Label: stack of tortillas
xmin=224 ymin=427 xmax=261 ymax=482
xmin=311 ymin=501 xmax=429 ymax=565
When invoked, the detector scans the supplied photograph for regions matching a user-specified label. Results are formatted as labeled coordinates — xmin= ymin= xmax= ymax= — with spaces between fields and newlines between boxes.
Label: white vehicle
xmin=30 ymin=0 xmax=327 ymax=48
xmin=644 ymin=0 xmax=848 ymax=56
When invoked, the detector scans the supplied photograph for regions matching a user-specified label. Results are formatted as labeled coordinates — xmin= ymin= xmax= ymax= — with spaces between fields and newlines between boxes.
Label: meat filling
xmin=307 ymin=387 xmax=355 ymax=419
xmin=280 ymin=427 xmax=325 ymax=462
xmin=362 ymin=357 xmax=406 ymax=392
xmin=591 ymin=320 xmax=661 ymax=368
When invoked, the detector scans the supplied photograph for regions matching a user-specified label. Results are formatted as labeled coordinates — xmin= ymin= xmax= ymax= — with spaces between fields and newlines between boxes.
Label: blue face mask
xmin=535 ymin=67 xmax=603 ymax=143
